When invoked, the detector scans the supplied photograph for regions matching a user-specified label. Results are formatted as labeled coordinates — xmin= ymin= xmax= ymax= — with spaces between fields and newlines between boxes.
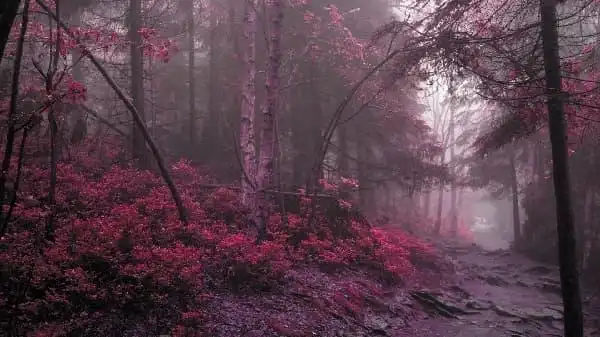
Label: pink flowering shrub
xmin=0 ymin=139 xmax=437 ymax=335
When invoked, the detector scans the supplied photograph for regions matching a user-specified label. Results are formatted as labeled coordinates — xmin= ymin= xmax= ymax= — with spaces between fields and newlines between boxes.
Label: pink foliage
xmin=340 ymin=176 xmax=359 ymax=188
xmin=0 ymin=140 xmax=437 ymax=335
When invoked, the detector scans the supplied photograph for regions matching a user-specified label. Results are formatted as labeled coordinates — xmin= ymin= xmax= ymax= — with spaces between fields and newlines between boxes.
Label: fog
xmin=0 ymin=0 xmax=597 ymax=335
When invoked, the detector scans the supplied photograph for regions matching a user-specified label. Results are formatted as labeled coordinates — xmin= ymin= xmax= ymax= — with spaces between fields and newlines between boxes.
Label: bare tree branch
xmin=36 ymin=0 xmax=189 ymax=224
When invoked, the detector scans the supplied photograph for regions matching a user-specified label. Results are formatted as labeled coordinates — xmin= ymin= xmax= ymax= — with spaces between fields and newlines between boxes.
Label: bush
xmin=0 ymin=140 xmax=437 ymax=335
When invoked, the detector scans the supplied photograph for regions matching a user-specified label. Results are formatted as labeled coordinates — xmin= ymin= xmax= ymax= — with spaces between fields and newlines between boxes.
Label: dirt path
xmin=396 ymin=239 xmax=600 ymax=337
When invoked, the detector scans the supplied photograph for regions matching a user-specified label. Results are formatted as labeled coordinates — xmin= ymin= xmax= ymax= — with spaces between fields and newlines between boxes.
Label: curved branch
xmin=311 ymin=49 xmax=402 ymax=187
xmin=36 ymin=0 xmax=189 ymax=223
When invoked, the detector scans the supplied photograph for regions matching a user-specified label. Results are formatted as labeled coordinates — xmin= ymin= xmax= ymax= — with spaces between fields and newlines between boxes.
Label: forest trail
xmin=397 ymin=238 xmax=600 ymax=337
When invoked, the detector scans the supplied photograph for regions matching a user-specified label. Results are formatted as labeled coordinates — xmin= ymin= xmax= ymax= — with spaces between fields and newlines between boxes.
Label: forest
xmin=0 ymin=0 xmax=599 ymax=336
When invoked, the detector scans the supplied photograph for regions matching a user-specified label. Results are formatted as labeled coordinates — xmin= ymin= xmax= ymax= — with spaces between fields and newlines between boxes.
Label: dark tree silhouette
xmin=539 ymin=0 xmax=584 ymax=335
xmin=0 ymin=0 xmax=21 ymax=65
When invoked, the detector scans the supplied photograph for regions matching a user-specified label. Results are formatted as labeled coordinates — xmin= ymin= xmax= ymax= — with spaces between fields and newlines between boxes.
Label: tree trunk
xmin=539 ymin=0 xmax=584 ymax=335
xmin=291 ymin=61 xmax=322 ymax=190
xmin=46 ymin=0 xmax=61 ymax=240
xmin=129 ymin=0 xmax=147 ymax=165
xmin=187 ymin=0 xmax=196 ymax=146
xmin=449 ymin=186 xmax=457 ymax=235
xmin=201 ymin=4 xmax=221 ymax=160
xmin=358 ymin=138 xmax=370 ymax=213
xmin=448 ymin=108 xmax=458 ymax=237
xmin=256 ymin=0 xmax=283 ymax=241
xmin=338 ymin=124 xmax=349 ymax=199
xmin=47 ymin=95 xmax=58 ymax=240
xmin=423 ymin=191 xmax=431 ymax=218
xmin=524 ymin=139 xmax=542 ymax=243
xmin=68 ymin=8 xmax=87 ymax=144
xmin=457 ymin=188 xmax=464 ymax=224
xmin=0 ymin=0 xmax=27 ymax=236
xmin=240 ymin=0 xmax=257 ymax=207
xmin=434 ymin=153 xmax=446 ymax=235
xmin=580 ymin=186 xmax=592 ymax=269
xmin=149 ymin=55 xmax=156 ymax=137
xmin=1 ymin=125 xmax=29 ymax=234
xmin=0 ymin=0 xmax=21 ymax=66
xmin=509 ymin=146 xmax=521 ymax=248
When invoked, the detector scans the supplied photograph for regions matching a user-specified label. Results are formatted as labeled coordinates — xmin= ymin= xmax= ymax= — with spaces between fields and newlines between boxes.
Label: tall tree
xmin=0 ymin=0 xmax=28 ymax=235
xmin=0 ymin=0 xmax=21 ymax=65
xmin=187 ymin=0 xmax=197 ymax=146
xmin=66 ymin=5 xmax=87 ymax=144
xmin=256 ymin=0 xmax=283 ymax=240
xmin=129 ymin=0 xmax=147 ymax=165
xmin=240 ymin=0 xmax=257 ymax=207
xmin=201 ymin=0 xmax=221 ymax=161
xmin=508 ymin=145 xmax=521 ymax=247
xmin=448 ymin=106 xmax=457 ymax=236
xmin=539 ymin=0 xmax=583 ymax=335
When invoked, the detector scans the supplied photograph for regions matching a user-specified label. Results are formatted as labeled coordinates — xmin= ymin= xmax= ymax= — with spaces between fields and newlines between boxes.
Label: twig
xmin=81 ymin=105 xmax=128 ymax=138
xmin=194 ymin=183 xmax=336 ymax=199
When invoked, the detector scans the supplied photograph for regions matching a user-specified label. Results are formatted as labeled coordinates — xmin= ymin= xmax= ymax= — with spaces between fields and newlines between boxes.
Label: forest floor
xmin=204 ymin=232 xmax=600 ymax=337
xmin=396 ymin=237 xmax=600 ymax=337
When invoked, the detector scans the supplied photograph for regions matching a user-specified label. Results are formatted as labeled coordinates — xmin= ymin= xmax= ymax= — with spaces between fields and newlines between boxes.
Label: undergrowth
xmin=0 ymin=139 xmax=438 ymax=336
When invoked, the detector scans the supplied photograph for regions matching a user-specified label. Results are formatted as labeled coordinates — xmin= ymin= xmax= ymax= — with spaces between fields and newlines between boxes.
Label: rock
xmin=492 ymin=305 xmax=524 ymax=319
xmin=523 ymin=307 xmax=562 ymax=321
xmin=364 ymin=294 xmax=390 ymax=312
xmin=523 ymin=265 xmax=554 ymax=275
xmin=491 ymin=304 xmax=562 ymax=322
xmin=483 ymin=275 xmax=508 ymax=286
xmin=364 ymin=315 xmax=389 ymax=335
xmin=465 ymin=299 xmax=492 ymax=310
xmin=506 ymin=329 xmax=526 ymax=337
xmin=538 ymin=282 xmax=561 ymax=295
xmin=449 ymin=285 xmax=471 ymax=299
xmin=394 ymin=293 xmax=413 ymax=307
xmin=267 ymin=318 xmax=309 ymax=337
xmin=410 ymin=290 xmax=477 ymax=318
xmin=483 ymin=249 xmax=508 ymax=256
xmin=546 ymin=304 xmax=563 ymax=314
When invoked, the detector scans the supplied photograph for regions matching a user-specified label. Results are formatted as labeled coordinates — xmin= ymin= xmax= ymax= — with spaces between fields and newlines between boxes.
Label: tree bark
xmin=255 ymin=0 xmax=283 ymax=241
xmin=579 ymin=185 xmax=592 ymax=269
xmin=240 ymin=0 xmax=257 ymax=207
xmin=187 ymin=0 xmax=196 ymax=146
xmin=338 ymin=124 xmax=349 ymax=199
xmin=509 ymin=146 xmax=521 ymax=248
xmin=423 ymin=191 xmax=431 ymax=218
xmin=45 ymin=0 xmax=61 ymax=240
xmin=129 ymin=0 xmax=147 ymax=165
xmin=539 ymin=0 xmax=584 ymax=335
xmin=434 ymin=152 xmax=446 ymax=235
xmin=201 ymin=2 xmax=221 ymax=160
xmin=358 ymin=136 xmax=370 ymax=213
xmin=68 ymin=7 xmax=87 ymax=144
xmin=1 ymin=124 xmax=29 ymax=234
xmin=0 ymin=0 xmax=28 ymax=235
xmin=449 ymin=113 xmax=457 ymax=237
xmin=0 ymin=0 xmax=21 ymax=66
